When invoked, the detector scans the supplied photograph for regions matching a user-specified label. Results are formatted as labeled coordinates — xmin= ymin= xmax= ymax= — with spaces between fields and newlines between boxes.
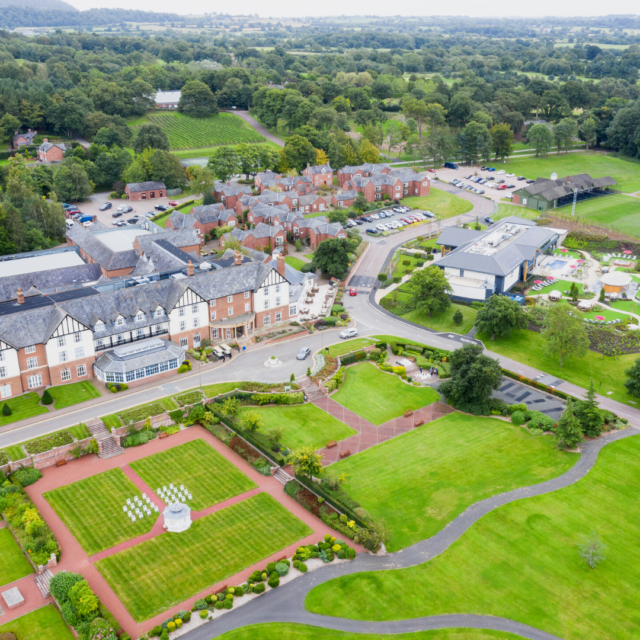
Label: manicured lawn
xmin=239 ymin=404 xmax=357 ymax=451
xmin=202 ymin=381 xmax=242 ymax=397
xmin=0 ymin=528 xmax=32 ymax=586
xmin=305 ymin=435 xmax=640 ymax=640
xmin=2 ymin=444 xmax=29 ymax=461
xmin=479 ymin=328 xmax=636 ymax=405
xmin=97 ymin=492 xmax=313 ymax=622
xmin=332 ymin=363 xmax=440 ymax=425
xmin=20 ymin=424 xmax=92 ymax=456
xmin=101 ymin=397 xmax=179 ymax=429
xmin=0 ymin=604 xmax=75 ymax=640
xmin=285 ymin=256 xmax=307 ymax=271
xmin=502 ymin=152 xmax=640 ymax=193
xmin=217 ymin=623 xmax=524 ymax=640
xmin=392 ymin=253 xmax=422 ymax=278
xmin=47 ymin=381 xmax=101 ymax=409
xmin=402 ymin=187 xmax=473 ymax=219
xmin=609 ymin=298 xmax=640 ymax=317
xmin=0 ymin=392 xmax=48 ymax=427
xmin=388 ymin=299 xmax=478 ymax=335
xmin=44 ymin=468 xmax=155 ymax=556
xmin=573 ymin=193 xmax=640 ymax=238
xmin=538 ymin=279 xmax=586 ymax=295
xmin=552 ymin=248 xmax=582 ymax=260
xmin=325 ymin=337 xmax=377 ymax=357
xmin=493 ymin=203 xmax=540 ymax=221
xmin=129 ymin=439 xmax=257 ymax=510
xmin=331 ymin=413 xmax=577 ymax=551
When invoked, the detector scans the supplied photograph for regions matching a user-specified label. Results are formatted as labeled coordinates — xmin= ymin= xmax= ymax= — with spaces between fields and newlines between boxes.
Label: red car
xmin=428 ymin=168 xmax=435 ymax=173
xmin=497 ymin=185 xmax=508 ymax=190
xmin=349 ymin=288 xmax=357 ymax=296
xmin=168 ymin=200 xmax=178 ymax=207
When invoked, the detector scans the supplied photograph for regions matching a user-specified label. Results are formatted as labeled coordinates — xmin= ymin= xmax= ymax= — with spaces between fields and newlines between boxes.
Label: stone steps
xmin=100 ymin=436 xmax=125 ymax=459
xmin=273 ymin=468 xmax=294 ymax=485
xmin=34 ymin=569 xmax=54 ymax=598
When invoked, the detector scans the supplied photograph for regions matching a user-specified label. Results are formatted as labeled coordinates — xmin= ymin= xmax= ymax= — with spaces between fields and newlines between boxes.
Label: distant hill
xmin=0 ymin=0 xmax=77 ymax=10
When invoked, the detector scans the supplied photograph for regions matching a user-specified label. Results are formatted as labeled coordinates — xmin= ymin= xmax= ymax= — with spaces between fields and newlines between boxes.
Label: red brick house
xmin=212 ymin=181 xmax=253 ymax=210
xmin=37 ymin=139 xmax=69 ymax=162
xmin=12 ymin=129 xmax=37 ymax=149
xmin=297 ymin=193 xmax=327 ymax=214
xmin=344 ymin=168 xmax=430 ymax=203
xmin=221 ymin=223 xmax=286 ymax=253
xmin=331 ymin=190 xmax=358 ymax=208
xmin=125 ymin=181 xmax=166 ymax=201
xmin=166 ymin=205 xmax=238 ymax=239
xmin=307 ymin=223 xmax=347 ymax=250
xmin=337 ymin=162 xmax=390 ymax=187
xmin=303 ymin=163 xmax=333 ymax=188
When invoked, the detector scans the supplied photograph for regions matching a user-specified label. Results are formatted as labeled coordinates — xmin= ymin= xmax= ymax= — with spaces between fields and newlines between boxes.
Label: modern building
xmin=155 ymin=90 xmax=181 ymax=109
xmin=125 ymin=181 xmax=167 ymax=201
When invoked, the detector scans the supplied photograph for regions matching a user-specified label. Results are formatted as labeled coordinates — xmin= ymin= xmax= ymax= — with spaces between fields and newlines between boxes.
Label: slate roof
xmin=66 ymin=224 xmax=141 ymax=271
xmin=13 ymin=130 xmax=36 ymax=142
xmin=305 ymin=163 xmax=333 ymax=174
xmin=436 ymin=227 xmax=485 ymax=248
xmin=516 ymin=174 xmax=617 ymax=202
xmin=39 ymin=141 xmax=69 ymax=153
xmin=337 ymin=163 xmax=390 ymax=175
xmin=334 ymin=190 xmax=358 ymax=201
xmin=126 ymin=181 xmax=166 ymax=193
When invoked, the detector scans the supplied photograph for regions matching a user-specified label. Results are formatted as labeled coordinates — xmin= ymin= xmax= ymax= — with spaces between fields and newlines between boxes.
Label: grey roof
xmin=135 ymin=238 xmax=202 ymax=274
xmin=136 ymin=230 xmax=200 ymax=254
xmin=516 ymin=174 xmax=617 ymax=202
xmin=334 ymin=190 xmax=358 ymax=201
xmin=66 ymin=224 xmax=141 ymax=271
xmin=95 ymin=337 xmax=184 ymax=374
xmin=231 ymin=222 xmax=283 ymax=242
xmin=188 ymin=261 xmax=275 ymax=300
xmin=337 ymin=163 xmax=390 ymax=175
xmin=155 ymin=90 xmax=181 ymax=104
xmin=436 ymin=227 xmax=485 ymax=247
xmin=220 ymin=247 xmax=269 ymax=263
xmin=305 ymin=163 xmax=333 ymax=174
xmin=266 ymin=258 xmax=306 ymax=285
xmin=297 ymin=193 xmax=325 ymax=205
xmin=13 ymin=130 xmax=36 ymax=142
xmin=39 ymin=141 xmax=69 ymax=152
xmin=213 ymin=181 xmax=253 ymax=197
xmin=126 ymin=181 xmax=166 ymax=193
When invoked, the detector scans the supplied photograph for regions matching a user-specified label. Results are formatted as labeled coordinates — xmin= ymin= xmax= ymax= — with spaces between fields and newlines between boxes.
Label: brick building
xmin=125 ymin=181 xmax=167 ymax=201
xmin=37 ymin=139 xmax=69 ymax=162
xmin=12 ymin=129 xmax=37 ymax=149
xmin=302 ymin=163 xmax=333 ymax=188
xmin=166 ymin=205 xmax=238 ymax=240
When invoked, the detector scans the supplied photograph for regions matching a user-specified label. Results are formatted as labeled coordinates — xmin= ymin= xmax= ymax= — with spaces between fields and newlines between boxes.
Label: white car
xmin=370 ymin=213 xmax=380 ymax=220
xmin=340 ymin=328 xmax=358 ymax=339
xmin=117 ymin=205 xmax=126 ymax=212
xmin=376 ymin=224 xmax=386 ymax=231
xmin=82 ymin=221 xmax=93 ymax=228
xmin=385 ymin=223 xmax=394 ymax=230
xmin=506 ymin=173 xmax=515 ymax=178
xmin=497 ymin=170 xmax=506 ymax=175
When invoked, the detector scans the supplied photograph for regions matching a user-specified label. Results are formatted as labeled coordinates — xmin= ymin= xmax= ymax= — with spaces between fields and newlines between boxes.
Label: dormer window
xmin=155 ymin=308 xmax=165 ymax=318
xmin=115 ymin=317 xmax=125 ymax=327
xmin=95 ymin=321 xmax=105 ymax=332
xmin=136 ymin=312 xmax=144 ymax=322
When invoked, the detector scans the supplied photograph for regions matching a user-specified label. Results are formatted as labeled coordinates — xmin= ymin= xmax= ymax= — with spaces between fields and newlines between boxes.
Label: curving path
xmin=224 ymin=110 xmax=285 ymax=147
xmin=182 ymin=426 xmax=639 ymax=640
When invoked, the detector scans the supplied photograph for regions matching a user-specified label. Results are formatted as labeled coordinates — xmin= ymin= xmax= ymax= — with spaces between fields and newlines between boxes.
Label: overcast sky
xmin=68 ymin=0 xmax=640 ymax=18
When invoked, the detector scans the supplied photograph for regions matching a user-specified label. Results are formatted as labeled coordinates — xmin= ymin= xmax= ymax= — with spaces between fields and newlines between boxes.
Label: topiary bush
xmin=41 ymin=389 xmax=53 ymax=405
xmin=193 ymin=599 xmax=207 ymax=610
xmin=268 ymin=573 xmax=280 ymax=588
xmin=199 ymin=610 xmax=208 ymax=620
xmin=511 ymin=410 xmax=526 ymax=426
xmin=527 ymin=411 xmax=556 ymax=432
xmin=253 ymin=583 xmax=266 ymax=594
xmin=275 ymin=562 xmax=289 ymax=576
xmin=214 ymin=601 xmax=224 ymax=610
xmin=2 ymin=403 xmax=11 ymax=416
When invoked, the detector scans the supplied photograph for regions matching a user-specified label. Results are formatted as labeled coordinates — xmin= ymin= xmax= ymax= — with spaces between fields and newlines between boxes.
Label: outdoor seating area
xmin=299 ymin=283 xmax=336 ymax=322
xmin=531 ymin=278 xmax=557 ymax=292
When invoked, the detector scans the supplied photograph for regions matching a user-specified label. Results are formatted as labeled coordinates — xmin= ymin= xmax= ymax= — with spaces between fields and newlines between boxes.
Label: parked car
xmin=62 ymin=203 xmax=72 ymax=209
xmin=155 ymin=205 xmax=168 ymax=211
xmin=497 ymin=170 xmax=506 ymax=175
xmin=117 ymin=205 xmax=127 ymax=212
xmin=339 ymin=328 xmax=358 ymax=339
xmin=517 ymin=176 xmax=526 ymax=180
xmin=361 ymin=216 xmax=372 ymax=223
xmin=347 ymin=220 xmax=357 ymax=228
xmin=370 ymin=213 xmax=380 ymax=220
xmin=423 ymin=211 xmax=436 ymax=218
xmin=366 ymin=228 xmax=380 ymax=235
xmin=480 ymin=166 xmax=488 ymax=171
xmin=65 ymin=219 xmax=74 ymax=229
xmin=506 ymin=173 xmax=515 ymax=178
xmin=465 ymin=174 xmax=473 ymax=180
xmin=112 ymin=211 xmax=123 ymax=218
xmin=99 ymin=202 xmax=112 ymax=211
xmin=354 ymin=219 xmax=364 ymax=225
xmin=444 ymin=162 xmax=459 ymax=169
xmin=477 ymin=189 xmax=486 ymax=195
xmin=392 ymin=206 xmax=404 ymax=214
xmin=127 ymin=217 xmax=140 ymax=225
xmin=349 ymin=288 xmax=357 ymax=296
xmin=487 ymin=167 xmax=496 ymax=172
xmin=168 ymin=200 xmax=178 ymax=207
xmin=122 ymin=205 xmax=133 ymax=213
xmin=82 ymin=221 xmax=93 ymax=228
xmin=77 ymin=215 xmax=93 ymax=223
xmin=112 ymin=220 xmax=126 ymax=226
xmin=428 ymin=168 xmax=435 ymax=173
xmin=296 ymin=347 xmax=311 ymax=360
xmin=526 ymin=179 xmax=535 ymax=184
xmin=487 ymin=176 xmax=495 ymax=181
xmin=497 ymin=179 xmax=505 ymax=184
xmin=497 ymin=184 xmax=507 ymax=190
xmin=506 ymin=184 xmax=516 ymax=189
xmin=484 ymin=217 xmax=495 ymax=225
xmin=376 ymin=224 xmax=386 ymax=231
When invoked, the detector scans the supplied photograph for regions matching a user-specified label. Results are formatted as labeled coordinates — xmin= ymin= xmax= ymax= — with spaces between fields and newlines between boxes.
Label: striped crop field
xmin=136 ymin=112 xmax=265 ymax=150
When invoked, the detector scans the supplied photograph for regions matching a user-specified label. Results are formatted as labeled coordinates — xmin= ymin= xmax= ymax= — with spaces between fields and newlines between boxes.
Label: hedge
xmin=24 ymin=430 xmax=74 ymax=454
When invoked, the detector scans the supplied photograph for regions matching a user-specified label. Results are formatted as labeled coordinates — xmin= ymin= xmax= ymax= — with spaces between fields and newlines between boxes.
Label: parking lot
xmin=349 ymin=207 xmax=438 ymax=243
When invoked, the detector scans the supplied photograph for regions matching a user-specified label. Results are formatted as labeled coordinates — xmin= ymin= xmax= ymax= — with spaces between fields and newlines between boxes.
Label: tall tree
xmin=489 ymin=123 xmax=514 ymax=160
xmin=527 ymin=123 xmax=554 ymax=157
xmin=459 ymin=121 xmax=492 ymax=165
xmin=283 ymin=135 xmax=316 ymax=172
xmin=475 ymin=295 xmax=527 ymax=340
xmin=178 ymin=81 xmax=218 ymax=117
xmin=0 ymin=114 xmax=21 ymax=141
xmin=407 ymin=266 xmax=452 ymax=318
xmin=555 ymin=399 xmax=583 ymax=450
xmin=207 ymin=147 xmax=240 ymax=182
xmin=542 ymin=304 xmax=589 ymax=367
xmin=132 ymin=124 xmax=170 ymax=153
xmin=579 ymin=117 xmax=598 ymax=151
xmin=311 ymin=237 xmax=350 ymax=279
xmin=54 ymin=160 xmax=93 ymax=202
xmin=574 ymin=378 xmax=604 ymax=437
xmin=624 ymin=357 xmax=640 ymax=398
xmin=553 ymin=118 xmax=578 ymax=154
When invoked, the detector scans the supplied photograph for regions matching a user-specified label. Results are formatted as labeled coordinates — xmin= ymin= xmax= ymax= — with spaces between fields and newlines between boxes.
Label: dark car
xmin=112 ymin=211 xmax=123 ymax=218
xmin=487 ymin=167 xmax=496 ymax=172
xmin=506 ymin=183 xmax=516 ymax=189
xmin=361 ymin=216 xmax=372 ymax=223
xmin=484 ymin=217 xmax=495 ymax=225
xmin=366 ymin=228 xmax=380 ymax=235
xmin=497 ymin=179 xmax=505 ymax=184
xmin=517 ymin=176 xmax=526 ymax=180
xmin=444 ymin=162 xmax=459 ymax=169
xmin=296 ymin=347 xmax=311 ymax=360
xmin=480 ymin=166 xmax=488 ymax=171
xmin=526 ymin=179 xmax=535 ymax=184
xmin=99 ymin=202 xmax=112 ymax=211
xmin=127 ymin=217 xmax=140 ymax=225
xmin=155 ymin=205 xmax=168 ymax=212
xmin=354 ymin=219 xmax=364 ymax=225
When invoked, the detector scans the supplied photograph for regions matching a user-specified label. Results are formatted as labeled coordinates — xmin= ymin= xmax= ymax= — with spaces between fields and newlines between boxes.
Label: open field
xmin=129 ymin=439 xmax=257 ymax=510
xmin=47 ymin=381 xmax=101 ymax=409
xmin=0 ymin=392 xmax=48 ymax=427
xmin=402 ymin=188 xmax=473 ymax=219
xmin=97 ymin=493 xmax=313 ymax=622
xmin=44 ymin=467 xmax=155 ymax=556
xmin=493 ymin=202 xmax=540 ymax=221
xmin=305 ymin=435 xmax=640 ymax=640
xmin=239 ymin=404 xmax=357 ymax=451
xmin=331 ymin=413 xmax=577 ymax=551
xmin=172 ymin=139 xmax=282 ymax=159
xmin=285 ymin=256 xmax=307 ymax=270
xmin=0 ymin=604 xmax=75 ymax=640
xmin=130 ymin=112 xmax=266 ymax=150
xmin=332 ymin=364 xmax=440 ymax=425
xmin=0 ymin=527 xmax=33 ymax=586
xmin=569 ymin=194 xmax=640 ymax=238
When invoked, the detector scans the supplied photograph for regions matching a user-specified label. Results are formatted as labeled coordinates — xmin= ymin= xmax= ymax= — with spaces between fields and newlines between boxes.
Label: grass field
xmin=285 ymin=256 xmax=307 ymax=270
xmin=537 ymin=279 xmax=587 ymax=294
xmin=332 ymin=364 xmax=440 ymax=425
xmin=502 ymin=153 xmax=640 ymax=193
xmin=101 ymin=397 xmax=179 ymax=430
xmin=217 ymin=623 xmax=525 ymax=640
xmin=0 ymin=392 xmax=48 ymax=427
xmin=401 ymin=187 xmax=474 ymax=219
xmin=479 ymin=328 xmax=636 ymax=405
xmin=609 ymin=298 xmax=640 ymax=317
xmin=0 ymin=604 xmax=75 ymax=640
xmin=325 ymin=337 xmax=377 ymax=357
xmin=129 ymin=439 xmax=257 ymax=510
xmin=239 ymin=404 xmax=357 ymax=451
xmin=1 ymin=443 xmax=27 ymax=462
xmin=97 ymin=493 xmax=313 ymax=622
xmin=133 ymin=113 xmax=266 ymax=150
xmin=493 ymin=203 xmax=541 ymax=221
xmin=330 ymin=413 xmax=577 ymax=551
xmin=44 ymin=468 xmax=156 ymax=556
xmin=392 ymin=253 xmax=422 ymax=278
xmin=569 ymin=194 xmax=640 ymax=238
xmin=47 ymin=381 xmax=101 ymax=409
xmin=305 ymin=435 xmax=640 ymax=640
xmin=0 ymin=528 xmax=33 ymax=586
xmin=202 ymin=381 xmax=243 ymax=397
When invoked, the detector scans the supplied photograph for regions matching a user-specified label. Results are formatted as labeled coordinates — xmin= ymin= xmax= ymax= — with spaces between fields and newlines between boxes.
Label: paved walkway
xmin=0 ymin=573 xmax=55 ymax=625
xmin=226 ymin=110 xmax=285 ymax=147
xmin=24 ymin=427 xmax=359 ymax=638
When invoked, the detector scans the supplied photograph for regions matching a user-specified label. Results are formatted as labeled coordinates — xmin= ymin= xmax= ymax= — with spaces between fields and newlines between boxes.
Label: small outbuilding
xmin=163 ymin=502 xmax=192 ymax=533
xmin=548 ymin=290 xmax=562 ymax=301
xmin=600 ymin=271 xmax=632 ymax=295
xmin=125 ymin=181 xmax=167 ymax=201
xmin=578 ymin=299 xmax=595 ymax=311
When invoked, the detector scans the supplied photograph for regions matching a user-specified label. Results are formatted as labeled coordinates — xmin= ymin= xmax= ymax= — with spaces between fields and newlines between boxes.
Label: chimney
xmin=187 ymin=261 xmax=194 ymax=277
xmin=234 ymin=250 xmax=242 ymax=266
xmin=227 ymin=181 xmax=231 ymax=187
xmin=276 ymin=253 xmax=286 ymax=278
xmin=307 ymin=162 xmax=310 ymax=169
xmin=43 ymin=138 xmax=48 ymax=143
xmin=16 ymin=288 xmax=24 ymax=304
xmin=28 ymin=128 xmax=32 ymax=133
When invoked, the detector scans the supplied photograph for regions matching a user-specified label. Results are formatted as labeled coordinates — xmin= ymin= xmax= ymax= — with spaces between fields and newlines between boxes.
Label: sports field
xmin=571 ymin=194 xmax=640 ymax=238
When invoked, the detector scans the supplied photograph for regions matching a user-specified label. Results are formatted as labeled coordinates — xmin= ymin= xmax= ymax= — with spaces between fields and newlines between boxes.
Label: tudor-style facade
xmin=168 ymin=288 xmax=209 ymax=350
xmin=44 ymin=315 xmax=96 ymax=387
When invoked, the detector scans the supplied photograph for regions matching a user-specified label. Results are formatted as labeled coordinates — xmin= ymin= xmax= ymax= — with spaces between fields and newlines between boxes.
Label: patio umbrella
xmin=560 ymin=248 xmax=568 ymax=252
xmin=594 ymin=316 xmax=606 ymax=321
xmin=623 ymin=250 xmax=632 ymax=255
xmin=534 ymin=280 xmax=543 ymax=284
xmin=576 ymin=259 xmax=585 ymax=263
xmin=570 ymin=265 xmax=576 ymax=268
xmin=547 ymin=276 xmax=555 ymax=280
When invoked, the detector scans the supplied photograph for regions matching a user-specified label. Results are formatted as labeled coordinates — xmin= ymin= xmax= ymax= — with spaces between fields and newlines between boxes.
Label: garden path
xmin=0 ymin=572 xmax=55 ymax=625
xmin=24 ymin=427 xmax=360 ymax=639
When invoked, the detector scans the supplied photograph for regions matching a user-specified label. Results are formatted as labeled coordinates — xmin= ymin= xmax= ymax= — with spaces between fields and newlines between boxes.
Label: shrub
xmin=347 ymin=547 xmax=356 ymax=559
xmin=268 ymin=574 xmax=280 ymax=588
xmin=160 ymin=631 xmax=169 ymax=640
xmin=193 ymin=599 xmax=207 ymax=610
xmin=151 ymin=626 xmax=162 ymax=637
xmin=12 ymin=467 xmax=43 ymax=487
xmin=2 ymin=403 xmax=11 ymax=416
xmin=298 ymin=561 xmax=308 ymax=572
xmin=507 ymin=403 xmax=527 ymax=415
xmin=275 ymin=562 xmax=289 ymax=576
xmin=214 ymin=601 xmax=223 ymax=610
xmin=40 ymin=389 xmax=53 ymax=405
xmin=235 ymin=585 xmax=244 ymax=597
xmin=167 ymin=622 xmax=176 ymax=631
xmin=511 ymin=410 xmax=526 ymax=426
xmin=199 ymin=610 xmax=208 ymax=620
xmin=528 ymin=411 xmax=556 ymax=431
xmin=223 ymin=599 xmax=233 ymax=610
xmin=177 ymin=364 xmax=189 ymax=374
xmin=253 ymin=583 xmax=266 ymax=594
xmin=391 ymin=366 xmax=406 ymax=375
xmin=24 ymin=430 xmax=74 ymax=454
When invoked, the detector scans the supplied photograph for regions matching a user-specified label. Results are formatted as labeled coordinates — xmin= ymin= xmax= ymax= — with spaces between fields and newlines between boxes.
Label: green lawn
xmin=129 ymin=439 xmax=257 ymax=511
xmin=609 ymin=298 xmax=640 ymax=317
xmin=0 ymin=604 xmax=75 ymax=640
xmin=47 ymin=381 xmax=101 ymax=409
xmin=172 ymin=139 xmax=282 ymax=159
xmin=44 ymin=468 xmax=155 ymax=556
xmin=97 ymin=493 xmax=313 ymax=622
xmin=386 ymin=298 xmax=478 ymax=335
xmin=392 ymin=253 xmax=422 ymax=278
xmin=2 ymin=443 xmax=29 ymax=461
xmin=217 ymin=624 xmax=525 ymax=640
xmin=502 ymin=152 xmax=640 ymax=193
xmin=101 ymin=397 xmax=179 ymax=430
xmin=202 ymin=381 xmax=242 ymax=397
xmin=493 ymin=203 xmax=540 ymax=222
xmin=239 ymin=404 xmax=357 ymax=451
xmin=402 ymin=187 xmax=473 ymax=219
xmin=479 ymin=328 xmax=636 ymax=405
xmin=332 ymin=363 xmax=440 ymax=425
xmin=285 ymin=256 xmax=307 ymax=271
xmin=0 ymin=392 xmax=48 ymax=427
xmin=571 ymin=194 xmax=640 ymax=238
xmin=552 ymin=248 xmax=582 ymax=260
xmin=537 ymin=279 xmax=585 ymax=295
xmin=0 ymin=528 xmax=33 ymax=586
xmin=325 ymin=337 xmax=377 ymax=357
xmin=331 ymin=413 xmax=577 ymax=551
xmin=305 ymin=435 xmax=640 ymax=640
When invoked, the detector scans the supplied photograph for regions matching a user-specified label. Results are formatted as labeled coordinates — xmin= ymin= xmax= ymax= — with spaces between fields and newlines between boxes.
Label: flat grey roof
xmin=0 ymin=252 xmax=84 ymax=279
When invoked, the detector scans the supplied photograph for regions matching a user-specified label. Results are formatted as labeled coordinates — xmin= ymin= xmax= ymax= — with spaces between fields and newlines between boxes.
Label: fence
xmin=166 ymin=188 xmax=183 ymax=197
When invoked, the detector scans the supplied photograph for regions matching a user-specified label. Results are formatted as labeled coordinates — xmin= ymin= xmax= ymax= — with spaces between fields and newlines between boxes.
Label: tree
xmin=178 ymin=81 xmax=218 ymax=117
xmin=453 ymin=310 xmax=463 ymax=326
xmin=311 ymin=238 xmax=350 ymax=279
xmin=402 ymin=96 xmax=430 ymax=138
xmin=68 ymin=579 xmax=98 ymax=617
xmin=579 ymin=117 xmax=598 ymax=151
xmin=438 ymin=343 xmax=503 ymax=413
xmin=542 ymin=303 xmax=589 ymax=367
xmin=553 ymin=118 xmax=578 ymax=154
xmin=353 ymin=193 xmax=369 ymax=213
xmin=489 ymin=123 xmax=514 ymax=160
xmin=93 ymin=126 xmax=128 ymax=149
xmin=2 ymin=403 xmax=12 ymax=416
xmin=624 ymin=357 xmax=640 ymax=397
xmin=148 ymin=150 xmax=186 ymax=189
xmin=354 ymin=517 xmax=392 ymax=553
xmin=95 ymin=147 xmax=131 ymax=187
xmin=328 ymin=210 xmax=348 ymax=225
xmin=475 ymin=295 xmax=527 ymax=340
xmin=242 ymin=411 xmax=263 ymax=432
xmin=0 ymin=114 xmax=21 ymax=141
xmin=556 ymin=399 xmax=583 ymax=450
xmin=577 ymin=531 xmax=607 ymax=569
xmin=208 ymin=147 xmax=240 ymax=182
xmin=407 ymin=266 xmax=452 ymax=318
xmin=362 ymin=123 xmax=384 ymax=148
xmin=283 ymin=135 xmax=316 ymax=172
xmin=220 ymin=397 xmax=241 ymax=418
xmin=459 ymin=121 xmax=492 ymax=165
xmin=503 ymin=111 xmax=525 ymax=136
xmin=358 ymin=139 xmax=380 ymax=164
xmin=289 ymin=447 xmax=323 ymax=478
xmin=316 ymin=148 xmax=329 ymax=165
xmin=574 ymin=378 xmax=605 ymax=437
xmin=569 ymin=282 xmax=579 ymax=302
xmin=54 ymin=161 xmax=93 ymax=202
xmin=132 ymin=124 xmax=170 ymax=153
xmin=527 ymin=123 xmax=554 ymax=157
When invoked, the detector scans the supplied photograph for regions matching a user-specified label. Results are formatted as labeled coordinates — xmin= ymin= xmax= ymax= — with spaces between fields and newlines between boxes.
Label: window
xmin=275 ymin=312 xmax=282 ymax=323
xmin=169 ymin=359 xmax=179 ymax=370
xmin=77 ymin=364 xmax=87 ymax=377
xmin=136 ymin=329 xmax=145 ymax=338
xmin=263 ymin=314 xmax=271 ymax=326
xmin=116 ymin=334 xmax=125 ymax=344
xmin=0 ymin=351 xmax=4 ymax=362
xmin=193 ymin=318 xmax=199 ymax=328
xmin=95 ymin=321 xmax=105 ymax=332
xmin=244 ymin=303 xmax=250 ymax=312
xmin=57 ymin=336 xmax=66 ymax=347
xmin=59 ymin=351 xmax=68 ymax=363
xmin=155 ymin=308 xmax=165 ymax=317
xmin=244 ymin=291 xmax=250 ymax=299
xmin=75 ymin=347 xmax=84 ymax=359
xmin=61 ymin=368 xmax=71 ymax=382
xmin=211 ymin=311 xmax=217 ymax=321
xmin=423 ymin=182 xmax=428 ymax=186
xmin=179 ymin=321 xmax=186 ymax=331
xmin=179 ymin=307 xmax=185 ymax=317
xmin=226 ymin=329 xmax=231 ymax=339
xmin=28 ymin=374 xmax=42 ymax=389
xmin=27 ymin=357 xmax=38 ymax=369
xmin=276 ymin=297 xmax=281 ymax=306
xmin=227 ymin=295 xmax=233 ymax=303
xmin=74 ymin=333 xmax=81 ymax=343
xmin=275 ymin=284 xmax=280 ymax=293
xmin=210 ymin=299 xmax=216 ymax=307
xmin=0 ymin=367 xmax=5 ymax=379
xmin=228 ymin=307 xmax=233 ymax=316
xmin=116 ymin=317 xmax=124 ymax=327
xmin=320 ymin=204 xmax=325 ymax=211
xmin=396 ymin=186 xmax=401 ymax=191
xmin=96 ymin=338 xmax=104 ymax=348
xmin=126 ymin=371 xmax=135 ymax=382
xmin=159 ymin=361 xmax=169 ymax=373
xmin=194 ymin=333 xmax=201 ymax=347
xmin=264 ymin=300 xmax=270 ymax=310
xmin=289 ymin=305 xmax=297 ymax=316
xmin=145 ymin=363 xmax=159 ymax=377
xmin=212 ymin=328 xmax=219 ymax=338
xmin=0 ymin=384 xmax=11 ymax=398
xmin=192 ymin=305 xmax=198 ymax=314
xmin=180 ymin=337 xmax=188 ymax=348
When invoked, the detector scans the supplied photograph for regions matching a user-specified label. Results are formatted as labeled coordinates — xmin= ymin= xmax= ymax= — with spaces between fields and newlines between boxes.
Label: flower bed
xmin=311 ymin=355 xmax=338 ymax=384
xmin=174 ymin=390 xmax=205 ymax=407
xmin=24 ymin=430 xmax=74 ymax=455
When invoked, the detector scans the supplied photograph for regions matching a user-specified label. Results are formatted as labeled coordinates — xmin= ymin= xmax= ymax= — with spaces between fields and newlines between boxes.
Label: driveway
xmin=434 ymin=166 xmax=530 ymax=205
xmin=223 ymin=110 xmax=285 ymax=148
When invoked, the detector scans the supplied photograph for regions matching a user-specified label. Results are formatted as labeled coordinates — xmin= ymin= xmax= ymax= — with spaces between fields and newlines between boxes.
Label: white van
xmin=65 ymin=219 xmax=75 ymax=229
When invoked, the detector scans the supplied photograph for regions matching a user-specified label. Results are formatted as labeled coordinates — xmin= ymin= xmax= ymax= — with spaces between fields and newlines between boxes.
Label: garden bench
xmin=404 ymin=409 xmax=414 ymax=418
xmin=339 ymin=450 xmax=351 ymax=459
xmin=56 ymin=459 xmax=66 ymax=467
xmin=214 ymin=585 xmax=228 ymax=595
xmin=326 ymin=440 xmax=338 ymax=448
xmin=415 ymin=419 xmax=424 ymax=427
xmin=159 ymin=432 xmax=168 ymax=439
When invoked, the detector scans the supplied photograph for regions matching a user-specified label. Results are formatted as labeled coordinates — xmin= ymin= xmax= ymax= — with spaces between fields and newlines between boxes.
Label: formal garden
xmin=0 ymin=526 xmax=32 ymax=586
xmin=0 ymin=605 xmax=75 ymax=640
